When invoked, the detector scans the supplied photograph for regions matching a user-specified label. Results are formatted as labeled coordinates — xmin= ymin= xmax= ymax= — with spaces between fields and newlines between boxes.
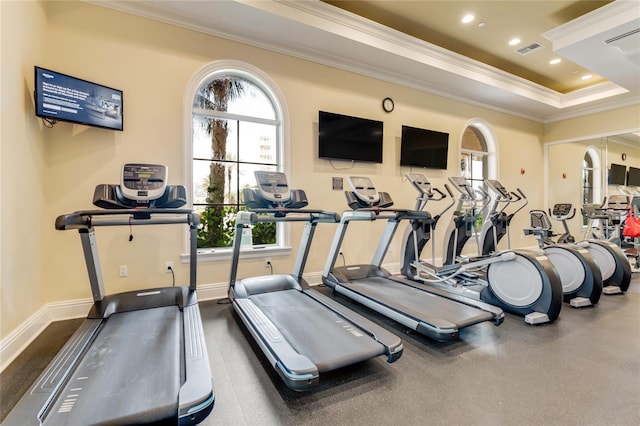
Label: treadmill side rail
xmin=179 ymin=303 xmax=215 ymax=424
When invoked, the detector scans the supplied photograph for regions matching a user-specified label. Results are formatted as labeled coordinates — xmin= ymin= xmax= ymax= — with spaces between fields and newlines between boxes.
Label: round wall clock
xmin=382 ymin=97 xmax=394 ymax=113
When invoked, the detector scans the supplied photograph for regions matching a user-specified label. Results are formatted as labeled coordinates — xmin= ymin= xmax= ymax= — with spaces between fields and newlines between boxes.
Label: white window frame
xmin=459 ymin=118 xmax=498 ymax=182
xmin=182 ymin=60 xmax=291 ymax=263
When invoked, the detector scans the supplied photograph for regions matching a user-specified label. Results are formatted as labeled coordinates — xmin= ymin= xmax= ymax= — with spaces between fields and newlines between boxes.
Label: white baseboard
xmin=0 ymin=298 xmax=92 ymax=372
xmin=0 ymin=271 xmax=328 ymax=374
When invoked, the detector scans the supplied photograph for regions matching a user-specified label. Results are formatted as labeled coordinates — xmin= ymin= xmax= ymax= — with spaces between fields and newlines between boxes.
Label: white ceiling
xmin=88 ymin=0 xmax=640 ymax=123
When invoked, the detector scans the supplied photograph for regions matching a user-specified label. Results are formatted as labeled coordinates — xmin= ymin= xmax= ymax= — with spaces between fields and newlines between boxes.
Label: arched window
xmin=582 ymin=146 xmax=602 ymax=225
xmin=460 ymin=119 xmax=497 ymax=232
xmin=187 ymin=61 xmax=288 ymax=260
xmin=460 ymin=119 xmax=497 ymax=192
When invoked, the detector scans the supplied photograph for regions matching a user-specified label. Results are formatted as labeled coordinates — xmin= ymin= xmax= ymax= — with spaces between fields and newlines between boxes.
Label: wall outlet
xmin=165 ymin=261 xmax=174 ymax=273
xmin=119 ymin=265 xmax=128 ymax=277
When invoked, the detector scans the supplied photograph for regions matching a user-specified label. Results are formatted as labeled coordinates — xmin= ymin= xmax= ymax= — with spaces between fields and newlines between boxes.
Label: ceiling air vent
xmin=516 ymin=42 xmax=544 ymax=55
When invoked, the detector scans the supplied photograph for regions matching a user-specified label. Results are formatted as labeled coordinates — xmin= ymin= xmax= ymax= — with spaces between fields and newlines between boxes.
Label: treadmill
xmin=322 ymin=176 xmax=504 ymax=342
xmin=4 ymin=164 xmax=214 ymax=425
xmin=228 ymin=171 xmax=403 ymax=391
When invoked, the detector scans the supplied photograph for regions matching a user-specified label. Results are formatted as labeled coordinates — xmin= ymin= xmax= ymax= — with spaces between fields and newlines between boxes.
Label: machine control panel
xmin=406 ymin=173 xmax=432 ymax=195
xmin=254 ymin=171 xmax=291 ymax=204
xmin=121 ymin=163 xmax=168 ymax=201
xmin=347 ymin=176 xmax=380 ymax=204
xmin=485 ymin=179 xmax=510 ymax=198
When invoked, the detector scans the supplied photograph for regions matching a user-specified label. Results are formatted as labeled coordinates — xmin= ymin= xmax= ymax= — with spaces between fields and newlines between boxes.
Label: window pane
xmin=193 ymin=160 xmax=238 ymax=205
xmin=194 ymin=76 xmax=275 ymax=120
xmin=462 ymin=127 xmax=486 ymax=152
xmin=192 ymin=117 xmax=239 ymax=161
xmin=471 ymin=154 xmax=484 ymax=181
xmin=238 ymin=163 xmax=277 ymax=203
xmin=228 ymin=81 xmax=275 ymax=120
xmin=237 ymin=121 xmax=277 ymax=164
xmin=196 ymin=205 xmax=238 ymax=248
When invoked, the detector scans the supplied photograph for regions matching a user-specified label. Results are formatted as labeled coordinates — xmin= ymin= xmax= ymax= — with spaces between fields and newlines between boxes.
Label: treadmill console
xmin=121 ymin=163 xmax=168 ymax=201
xmin=406 ymin=173 xmax=432 ymax=196
xmin=347 ymin=176 xmax=380 ymax=204
xmin=254 ymin=171 xmax=291 ymax=204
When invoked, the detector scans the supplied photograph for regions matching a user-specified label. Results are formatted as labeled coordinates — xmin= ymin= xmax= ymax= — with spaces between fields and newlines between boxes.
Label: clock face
xmin=382 ymin=97 xmax=394 ymax=112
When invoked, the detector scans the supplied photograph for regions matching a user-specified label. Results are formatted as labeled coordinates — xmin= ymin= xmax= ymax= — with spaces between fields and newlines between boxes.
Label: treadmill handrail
xmin=56 ymin=208 xmax=199 ymax=230
xmin=340 ymin=209 xmax=431 ymax=223
xmin=56 ymin=208 xmax=200 ymax=295
xmin=240 ymin=208 xmax=340 ymax=224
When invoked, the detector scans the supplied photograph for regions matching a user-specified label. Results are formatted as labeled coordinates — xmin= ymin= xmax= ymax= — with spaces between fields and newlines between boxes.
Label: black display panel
xmin=318 ymin=111 xmax=383 ymax=163
xmin=627 ymin=166 xmax=640 ymax=186
xmin=35 ymin=66 xmax=123 ymax=131
xmin=400 ymin=125 xmax=449 ymax=170
xmin=608 ymin=163 xmax=627 ymax=185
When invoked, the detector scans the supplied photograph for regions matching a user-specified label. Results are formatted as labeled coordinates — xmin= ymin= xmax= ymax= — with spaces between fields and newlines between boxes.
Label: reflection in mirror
xmin=546 ymin=132 xmax=640 ymax=240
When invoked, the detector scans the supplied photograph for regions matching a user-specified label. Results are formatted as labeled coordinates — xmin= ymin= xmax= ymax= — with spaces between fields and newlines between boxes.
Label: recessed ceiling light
xmin=581 ymin=74 xmax=593 ymax=80
xmin=508 ymin=38 xmax=521 ymax=46
xmin=462 ymin=14 xmax=475 ymax=24
xmin=549 ymin=58 xmax=562 ymax=65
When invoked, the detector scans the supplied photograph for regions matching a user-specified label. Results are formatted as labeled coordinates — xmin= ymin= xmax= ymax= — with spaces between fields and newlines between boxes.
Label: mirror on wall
xmin=546 ymin=131 xmax=640 ymax=240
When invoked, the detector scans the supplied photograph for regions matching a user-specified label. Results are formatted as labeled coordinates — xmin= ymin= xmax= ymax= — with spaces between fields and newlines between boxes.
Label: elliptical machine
xmin=401 ymin=174 xmax=563 ymax=325
xmin=548 ymin=202 xmax=631 ymax=295
xmin=523 ymin=204 xmax=603 ymax=307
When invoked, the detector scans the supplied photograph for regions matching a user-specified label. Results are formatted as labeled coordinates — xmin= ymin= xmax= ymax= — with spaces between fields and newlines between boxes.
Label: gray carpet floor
xmin=2 ymin=274 xmax=639 ymax=425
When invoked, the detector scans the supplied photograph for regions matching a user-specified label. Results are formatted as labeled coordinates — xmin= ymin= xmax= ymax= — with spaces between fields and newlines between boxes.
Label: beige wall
xmin=1 ymin=0 xmax=638 ymax=342
xmin=1 ymin=1 xmax=48 ymax=339
xmin=543 ymin=103 xmax=640 ymax=143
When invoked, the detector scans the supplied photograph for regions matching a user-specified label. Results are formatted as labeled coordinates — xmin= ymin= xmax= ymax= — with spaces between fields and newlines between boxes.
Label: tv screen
xmin=318 ymin=111 xmax=383 ymax=163
xmin=35 ymin=66 xmax=123 ymax=131
xmin=400 ymin=125 xmax=449 ymax=170
xmin=627 ymin=166 xmax=640 ymax=186
xmin=608 ymin=163 xmax=627 ymax=185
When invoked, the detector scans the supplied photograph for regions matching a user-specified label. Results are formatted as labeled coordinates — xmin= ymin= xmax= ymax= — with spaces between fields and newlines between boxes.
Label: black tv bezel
xmin=318 ymin=111 xmax=384 ymax=164
xmin=34 ymin=66 xmax=124 ymax=131
xmin=399 ymin=124 xmax=449 ymax=170
xmin=608 ymin=163 xmax=627 ymax=185
xmin=627 ymin=166 xmax=640 ymax=186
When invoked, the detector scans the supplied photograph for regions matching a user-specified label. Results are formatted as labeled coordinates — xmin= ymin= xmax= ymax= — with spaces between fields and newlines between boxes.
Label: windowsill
xmin=181 ymin=245 xmax=292 ymax=263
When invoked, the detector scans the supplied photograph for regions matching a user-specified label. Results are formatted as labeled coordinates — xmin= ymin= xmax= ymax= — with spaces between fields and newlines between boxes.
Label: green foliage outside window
xmin=197 ymin=206 xmax=276 ymax=248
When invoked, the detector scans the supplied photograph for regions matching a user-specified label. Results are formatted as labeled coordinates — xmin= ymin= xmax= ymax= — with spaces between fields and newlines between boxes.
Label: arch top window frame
xmin=183 ymin=60 xmax=291 ymax=263
xmin=459 ymin=118 xmax=498 ymax=184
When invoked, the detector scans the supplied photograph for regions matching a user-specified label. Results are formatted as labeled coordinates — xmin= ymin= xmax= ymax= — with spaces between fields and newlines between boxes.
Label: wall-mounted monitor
xmin=318 ymin=111 xmax=383 ymax=163
xmin=608 ymin=163 xmax=627 ymax=185
xmin=34 ymin=66 xmax=123 ymax=131
xmin=627 ymin=166 xmax=640 ymax=186
xmin=399 ymin=125 xmax=449 ymax=170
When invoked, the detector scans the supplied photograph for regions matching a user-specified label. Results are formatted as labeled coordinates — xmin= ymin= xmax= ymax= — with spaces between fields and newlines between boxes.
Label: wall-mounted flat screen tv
xmin=608 ymin=163 xmax=627 ymax=185
xmin=318 ymin=111 xmax=383 ymax=163
xmin=400 ymin=125 xmax=449 ymax=170
xmin=34 ymin=66 xmax=123 ymax=131
xmin=627 ymin=166 xmax=640 ymax=186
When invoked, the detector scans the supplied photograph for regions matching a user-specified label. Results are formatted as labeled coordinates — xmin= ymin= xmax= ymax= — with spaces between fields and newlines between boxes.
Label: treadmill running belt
xmin=250 ymin=289 xmax=385 ymax=372
xmin=42 ymin=306 xmax=181 ymax=425
xmin=347 ymin=276 xmax=494 ymax=328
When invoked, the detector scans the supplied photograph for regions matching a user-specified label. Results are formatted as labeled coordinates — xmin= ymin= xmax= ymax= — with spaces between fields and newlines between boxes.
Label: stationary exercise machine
xmin=4 ymin=164 xmax=214 ymax=425
xmin=322 ymin=176 xmax=504 ymax=343
xmin=523 ymin=205 xmax=602 ymax=307
xmin=582 ymin=195 xmax=630 ymax=244
xmin=228 ymin=171 xmax=402 ymax=391
xmin=401 ymin=175 xmax=562 ymax=325
xmin=548 ymin=202 xmax=631 ymax=294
